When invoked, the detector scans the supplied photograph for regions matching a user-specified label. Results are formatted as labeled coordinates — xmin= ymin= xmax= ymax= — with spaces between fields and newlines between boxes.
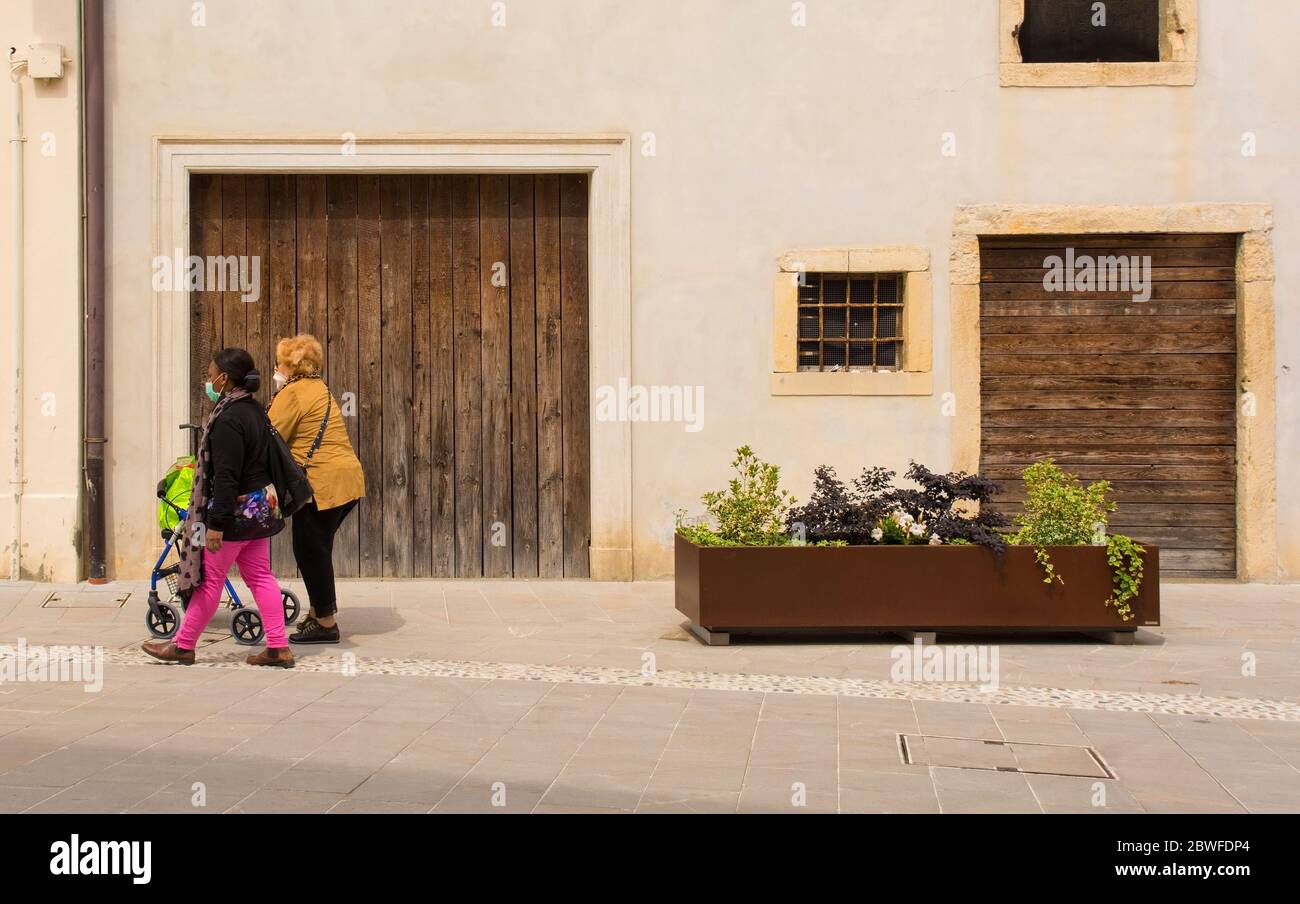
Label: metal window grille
xmin=1019 ymin=0 xmax=1161 ymax=63
xmin=797 ymin=273 xmax=904 ymax=371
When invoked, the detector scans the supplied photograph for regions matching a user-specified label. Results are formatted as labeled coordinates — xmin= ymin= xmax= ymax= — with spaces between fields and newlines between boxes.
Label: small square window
xmin=796 ymin=273 xmax=904 ymax=372
xmin=1000 ymin=0 xmax=1196 ymax=88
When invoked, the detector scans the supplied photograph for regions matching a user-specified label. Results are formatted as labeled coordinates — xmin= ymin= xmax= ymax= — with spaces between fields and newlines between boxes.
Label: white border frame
xmin=153 ymin=136 xmax=633 ymax=580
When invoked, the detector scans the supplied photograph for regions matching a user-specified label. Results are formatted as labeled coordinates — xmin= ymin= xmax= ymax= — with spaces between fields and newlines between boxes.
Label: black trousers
xmin=291 ymin=499 xmax=358 ymax=618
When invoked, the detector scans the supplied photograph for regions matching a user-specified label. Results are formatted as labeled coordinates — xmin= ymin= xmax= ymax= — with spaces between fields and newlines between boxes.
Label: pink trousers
xmin=176 ymin=536 xmax=287 ymax=650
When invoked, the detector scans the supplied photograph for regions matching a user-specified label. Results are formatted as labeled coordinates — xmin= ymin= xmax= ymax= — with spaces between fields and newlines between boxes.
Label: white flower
xmin=908 ymin=523 xmax=926 ymax=538
xmin=871 ymin=527 xmax=883 ymax=542
xmin=896 ymin=511 xmax=914 ymax=527
xmin=928 ymin=534 xmax=942 ymax=546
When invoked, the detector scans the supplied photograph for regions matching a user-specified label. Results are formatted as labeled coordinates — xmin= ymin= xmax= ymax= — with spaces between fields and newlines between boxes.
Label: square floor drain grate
xmin=43 ymin=590 xmax=131 ymax=609
xmin=899 ymin=734 xmax=1114 ymax=780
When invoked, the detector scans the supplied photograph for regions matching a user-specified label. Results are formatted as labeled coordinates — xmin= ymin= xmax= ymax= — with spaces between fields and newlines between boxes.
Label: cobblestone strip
xmin=90 ymin=649 xmax=1300 ymax=723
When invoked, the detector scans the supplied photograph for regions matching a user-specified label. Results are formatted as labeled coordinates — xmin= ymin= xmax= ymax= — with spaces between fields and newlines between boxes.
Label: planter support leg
xmin=1086 ymin=630 xmax=1136 ymax=645
xmin=894 ymin=630 xmax=937 ymax=645
xmin=686 ymin=622 xmax=731 ymax=646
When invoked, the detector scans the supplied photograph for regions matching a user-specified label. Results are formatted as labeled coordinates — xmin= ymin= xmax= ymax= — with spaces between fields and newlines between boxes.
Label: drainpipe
xmin=8 ymin=50 xmax=27 ymax=581
xmin=83 ymin=0 xmax=107 ymax=583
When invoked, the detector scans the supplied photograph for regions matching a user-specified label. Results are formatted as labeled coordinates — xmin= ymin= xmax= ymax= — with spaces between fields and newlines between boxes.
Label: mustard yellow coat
xmin=267 ymin=377 xmax=366 ymax=511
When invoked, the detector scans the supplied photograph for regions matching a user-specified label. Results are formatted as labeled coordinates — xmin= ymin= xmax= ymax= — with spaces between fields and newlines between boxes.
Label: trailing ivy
xmin=1105 ymin=534 xmax=1145 ymax=622
xmin=1009 ymin=459 xmax=1143 ymax=621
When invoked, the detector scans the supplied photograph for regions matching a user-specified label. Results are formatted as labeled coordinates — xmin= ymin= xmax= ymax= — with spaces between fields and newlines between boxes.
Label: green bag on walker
xmin=156 ymin=455 xmax=196 ymax=535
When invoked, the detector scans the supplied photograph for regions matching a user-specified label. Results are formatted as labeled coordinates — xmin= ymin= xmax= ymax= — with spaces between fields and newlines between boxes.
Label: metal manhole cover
xmin=43 ymin=590 xmax=131 ymax=609
xmin=899 ymin=733 xmax=1114 ymax=779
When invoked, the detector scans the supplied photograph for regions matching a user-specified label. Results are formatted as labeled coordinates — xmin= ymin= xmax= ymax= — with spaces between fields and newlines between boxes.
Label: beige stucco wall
xmin=0 ymin=0 xmax=82 ymax=580
xmin=3 ymin=0 xmax=1298 ymax=581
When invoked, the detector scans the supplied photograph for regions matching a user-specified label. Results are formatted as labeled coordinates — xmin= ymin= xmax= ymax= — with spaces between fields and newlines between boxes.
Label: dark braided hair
xmin=213 ymin=347 xmax=262 ymax=393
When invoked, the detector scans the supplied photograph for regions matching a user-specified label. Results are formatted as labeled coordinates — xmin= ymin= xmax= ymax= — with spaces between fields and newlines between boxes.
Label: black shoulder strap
xmin=305 ymin=391 xmax=331 ymax=463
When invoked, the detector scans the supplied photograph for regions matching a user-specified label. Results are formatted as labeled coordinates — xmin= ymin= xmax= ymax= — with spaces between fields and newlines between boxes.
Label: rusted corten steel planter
xmin=674 ymin=534 xmax=1159 ymax=645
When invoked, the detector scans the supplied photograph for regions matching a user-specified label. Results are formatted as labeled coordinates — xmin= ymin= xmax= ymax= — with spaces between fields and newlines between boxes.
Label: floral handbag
xmin=217 ymin=484 xmax=285 ymax=541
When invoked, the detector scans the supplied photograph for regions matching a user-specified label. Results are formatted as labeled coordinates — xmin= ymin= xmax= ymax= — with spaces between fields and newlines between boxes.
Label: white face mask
xmin=273 ymin=370 xmax=289 ymax=390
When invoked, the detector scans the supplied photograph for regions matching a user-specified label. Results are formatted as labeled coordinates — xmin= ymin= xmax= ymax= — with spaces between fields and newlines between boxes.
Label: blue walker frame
xmin=145 ymin=423 xmax=298 ymax=642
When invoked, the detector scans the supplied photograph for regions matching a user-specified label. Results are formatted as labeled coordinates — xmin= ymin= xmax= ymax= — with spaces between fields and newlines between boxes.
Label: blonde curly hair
xmin=276 ymin=334 xmax=324 ymax=377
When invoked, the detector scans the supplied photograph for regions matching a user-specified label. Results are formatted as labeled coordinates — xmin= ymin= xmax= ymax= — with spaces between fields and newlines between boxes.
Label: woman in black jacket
xmin=143 ymin=348 xmax=293 ymax=668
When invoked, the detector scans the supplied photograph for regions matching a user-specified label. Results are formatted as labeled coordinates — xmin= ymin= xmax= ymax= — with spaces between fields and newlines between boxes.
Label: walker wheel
xmin=145 ymin=601 xmax=181 ymax=639
xmin=281 ymin=589 xmax=301 ymax=626
xmin=230 ymin=609 xmax=264 ymax=646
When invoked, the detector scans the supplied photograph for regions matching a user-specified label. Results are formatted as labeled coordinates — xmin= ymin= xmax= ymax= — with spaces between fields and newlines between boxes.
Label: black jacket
xmin=204 ymin=396 xmax=273 ymax=533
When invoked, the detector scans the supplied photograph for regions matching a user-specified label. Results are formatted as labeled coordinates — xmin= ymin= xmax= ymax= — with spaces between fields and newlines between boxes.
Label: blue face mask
xmin=204 ymin=378 xmax=223 ymax=403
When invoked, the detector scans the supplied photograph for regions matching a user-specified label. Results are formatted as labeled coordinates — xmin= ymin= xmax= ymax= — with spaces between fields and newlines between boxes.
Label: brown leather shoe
xmin=141 ymin=640 xmax=195 ymax=665
xmin=246 ymin=647 xmax=295 ymax=668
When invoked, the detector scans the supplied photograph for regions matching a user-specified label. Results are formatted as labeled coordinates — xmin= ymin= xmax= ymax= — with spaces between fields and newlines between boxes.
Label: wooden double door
xmin=189 ymin=173 xmax=591 ymax=578
xmin=979 ymin=233 xmax=1238 ymax=578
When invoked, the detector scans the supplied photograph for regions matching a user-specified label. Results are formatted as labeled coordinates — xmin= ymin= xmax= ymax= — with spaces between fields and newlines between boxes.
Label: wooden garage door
xmin=979 ymin=233 xmax=1238 ymax=578
xmin=189 ymin=173 xmax=591 ymax=579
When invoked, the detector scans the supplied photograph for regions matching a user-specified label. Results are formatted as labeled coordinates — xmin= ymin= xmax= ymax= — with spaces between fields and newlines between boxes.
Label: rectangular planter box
xmin=675 ymin=534 xmax=1159 ymax=644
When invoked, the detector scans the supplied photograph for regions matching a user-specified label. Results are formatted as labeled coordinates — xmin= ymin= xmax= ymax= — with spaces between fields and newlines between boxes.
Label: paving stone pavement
xmin=0 ymin=579 xmax=1298 ymax=813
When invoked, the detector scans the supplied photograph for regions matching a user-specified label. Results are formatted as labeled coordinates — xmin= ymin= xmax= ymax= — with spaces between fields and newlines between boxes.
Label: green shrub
xmin=676 ymin=445 xmax=796 ymax=547
xmin=1009 ymin=459 xmax=1143 ymax=621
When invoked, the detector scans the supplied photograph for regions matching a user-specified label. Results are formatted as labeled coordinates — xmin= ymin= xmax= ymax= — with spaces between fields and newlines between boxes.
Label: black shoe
xmin=289 ymin=616 xmax=340 ymax=644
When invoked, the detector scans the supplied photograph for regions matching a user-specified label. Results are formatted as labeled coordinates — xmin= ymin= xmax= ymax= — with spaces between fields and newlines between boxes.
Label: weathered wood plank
xmin=979 ymin=298 xmax=1236 ymax=317
xmin=429 ymin=176 xmax=456 ymax=577
xmin=220 ymin=175 xmax=247 ymax=352
xmin=190 ymin=174 xmax=223 ymax=423
xmin=979 ymin=234 xmax=1237 ymax=249
xmin=979 ymin=247 xmax=1238 ymax=268
xmin=325 ymin=174 xmax=360 ymax=578
xmin=1106 ymin=504 xmax=1237 ymax=527
xmin=479 ymin=175 xmax=513 ymax=578
xmin=982 ymin=463 xmax=1235 ymax=483
xmin=267 ymin=175 xmax=298 ymax=577
xmin=980 ymin=281 xmax=1236 ymax=301
xmin=981 ymin=316 xmax=1234 ymax=335
xmin=981 ymin=266 xmax=1235 ymax=283
xmin=410 ymin=175 xmax=434 ymax=578
xmin=356 ymin=175 xmax=385 ymax=577
xmin=1106 ymin=526 xmax=1235 ymax=548
xmin=534 ymin=175 xmax=565 ymax=579
xmin=295 ymin=175 xmax=328 ymax=339
xmin=982 ymin=353 xmax=1235 ymax=375
xmin=981 ymin=374 xmax=1236 ymax=392
xmin=980 ymin=445 xmax=1235 ymax=466
xmin=244 ymin=177 xmax=271 ymax=407
xmin=509 ymin=175 xmax=540 ymax=578
xmin=1157 ymin=548 xmax=1236 ymax=574
xmin=981 ymin=391 xmax=1235 ymax=411
xmin=995 ymin=480 xmax=1235 ymax=504
xmin=560 ymin=174 xmax=591 ymax=578
xmin=380 ymin=176 xmax=414 ymax=578
xmin=983 ymin=333 xmax=1234 ymax=354
xmin=451 ymin=176 xmax=483 ymax=577
xmin=982 ymin=426 xmax=1234 ymax=446
xmin=980 ymin=408 xmax=1234 ymax=428
xmin=992 ymin=501 xmax=1237 ymax=527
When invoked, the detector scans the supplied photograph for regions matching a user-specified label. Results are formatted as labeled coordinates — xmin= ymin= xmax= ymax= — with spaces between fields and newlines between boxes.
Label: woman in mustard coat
xmin=268 ymin=334 xmax=365 ymax=644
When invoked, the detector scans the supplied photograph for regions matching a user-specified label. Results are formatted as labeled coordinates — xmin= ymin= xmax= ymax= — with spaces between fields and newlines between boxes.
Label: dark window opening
xmin=797 ymin=273 xmax=903 ymax=372
xmin=1019 ymin=0 xmax=1161 ymax=63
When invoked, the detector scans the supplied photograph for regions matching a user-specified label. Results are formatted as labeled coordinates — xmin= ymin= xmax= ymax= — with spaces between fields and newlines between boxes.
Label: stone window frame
xmin=999 ymin=0 xmax=1197 ymax=87
xmin=772 ymin=246 xmax=932 ymax=396
xmin=949 ymin=203 xmax=1276 ymax=581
